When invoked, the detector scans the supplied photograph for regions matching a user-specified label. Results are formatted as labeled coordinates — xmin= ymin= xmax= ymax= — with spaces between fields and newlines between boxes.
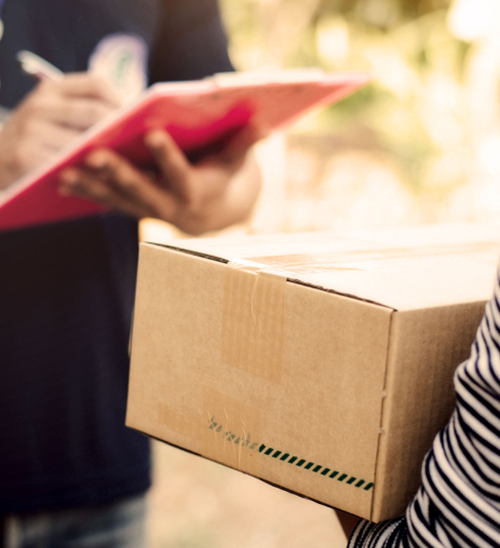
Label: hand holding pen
xmin=17 ymin=50 xmax=64 ymax=81
xmin=5 ymin=51 xmax=261 ymax=232
xmin=0 ymin=52 xmax=121 ymax=189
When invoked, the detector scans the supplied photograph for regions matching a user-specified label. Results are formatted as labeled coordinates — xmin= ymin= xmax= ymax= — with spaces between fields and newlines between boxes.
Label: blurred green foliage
xmin=218 ymin=0 xmax=490 ymax=231
xmin=221 ymin=0 xmax=459 ymax=70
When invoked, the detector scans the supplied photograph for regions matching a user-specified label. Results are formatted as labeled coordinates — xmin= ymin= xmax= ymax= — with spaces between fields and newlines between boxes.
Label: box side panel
xmin=127 ymin=245 xmax=393 ymax=520
xmin=258 ymin=281 xmax=392 ymax=519
xmin=371 ymin=301 xmax=487 ymax=521
xmin=127 ymin=244 xmax=227 ymax=454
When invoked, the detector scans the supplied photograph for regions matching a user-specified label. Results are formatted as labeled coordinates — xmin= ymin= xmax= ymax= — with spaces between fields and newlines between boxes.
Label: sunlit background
xmin=145 ymin=0 xmax=500 ymax=546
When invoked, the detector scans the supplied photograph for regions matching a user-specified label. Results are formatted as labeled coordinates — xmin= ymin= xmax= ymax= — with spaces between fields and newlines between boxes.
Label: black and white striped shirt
xmin=348 ymin=263 xmax=500 ymax=547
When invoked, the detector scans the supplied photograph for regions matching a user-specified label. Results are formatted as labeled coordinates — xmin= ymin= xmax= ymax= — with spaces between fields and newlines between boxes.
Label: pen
xmin=17 ymin=50 xmax=63 ymax=81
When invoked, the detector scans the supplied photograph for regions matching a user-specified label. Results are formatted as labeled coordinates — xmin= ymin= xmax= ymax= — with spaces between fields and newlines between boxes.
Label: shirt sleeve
xmin=348 ymin=260 xmax=500 ymax=548
xmin=148 ymin=0 xmax=234 ymax=84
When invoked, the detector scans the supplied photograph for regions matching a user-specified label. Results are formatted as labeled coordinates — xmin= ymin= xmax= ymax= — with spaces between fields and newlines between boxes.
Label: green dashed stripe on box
xmin=256 ymin=444 xmax=374 ymax=491
xmin=208 ymin=414 xmax=374 ymax=492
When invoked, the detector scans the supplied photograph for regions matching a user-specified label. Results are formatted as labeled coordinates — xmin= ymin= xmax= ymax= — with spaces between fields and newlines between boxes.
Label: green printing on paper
xmin=208 ymin=416 xmax=374 ymax=492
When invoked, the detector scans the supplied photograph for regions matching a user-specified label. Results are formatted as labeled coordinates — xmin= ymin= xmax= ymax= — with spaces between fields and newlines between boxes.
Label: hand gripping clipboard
xmin=0 ymin=70 xmax=370 ymax=232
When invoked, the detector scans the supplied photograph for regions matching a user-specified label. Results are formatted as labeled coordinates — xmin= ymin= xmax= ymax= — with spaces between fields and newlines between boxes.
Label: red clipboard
xmin=0 ymin=70 xmax=369 ymax=232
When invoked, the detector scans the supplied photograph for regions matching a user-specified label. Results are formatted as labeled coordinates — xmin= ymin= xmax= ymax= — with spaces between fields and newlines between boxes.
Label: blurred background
xmin=145 ymin=0 xmax=500 ymax=546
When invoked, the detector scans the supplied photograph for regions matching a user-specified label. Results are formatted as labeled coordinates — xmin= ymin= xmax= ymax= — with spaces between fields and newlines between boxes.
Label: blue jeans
xmin=1 ymin=494 xmax=147 ymax=548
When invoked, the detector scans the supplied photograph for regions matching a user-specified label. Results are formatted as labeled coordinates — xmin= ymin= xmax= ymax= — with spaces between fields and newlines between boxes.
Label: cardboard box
xmin=127 ymin=223 xmax=500 ymax=521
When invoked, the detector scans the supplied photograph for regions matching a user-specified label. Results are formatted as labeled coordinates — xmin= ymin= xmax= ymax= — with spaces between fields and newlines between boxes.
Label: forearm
xmin=347 ymin=518 xmax=409 ymax=548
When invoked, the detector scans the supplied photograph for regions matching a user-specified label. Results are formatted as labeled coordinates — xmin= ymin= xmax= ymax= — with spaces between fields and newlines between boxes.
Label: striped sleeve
xmin=348 ymin=261 xmax=500 ymax=548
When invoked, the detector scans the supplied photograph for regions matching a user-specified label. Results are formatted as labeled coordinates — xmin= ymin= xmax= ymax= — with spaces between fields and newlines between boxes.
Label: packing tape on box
xmin=159 ymin=386 xmax=262 ymax=475
xmin=222 ymin=260 xmax=286 ymax=384
xmin=245 ymin=241 xmax=500 ymax=275
xmin=202 ymin=386 xmax=262 ymax=475
xmin=158 ymin=404 xmax=201 ymax=440
xmin=159 ymin=388 xmax=376 ymax=495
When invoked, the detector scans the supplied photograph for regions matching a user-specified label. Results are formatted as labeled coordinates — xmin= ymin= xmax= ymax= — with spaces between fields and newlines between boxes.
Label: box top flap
xmin=147 ymin=223 xmax=500 ymax=311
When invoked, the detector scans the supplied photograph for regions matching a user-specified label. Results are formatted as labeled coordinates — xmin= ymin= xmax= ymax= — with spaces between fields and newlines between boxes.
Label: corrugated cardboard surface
xmin=373 ymin=302 xmax=488 ymax=521
xmin=127 ymin=223 xmax=500 ymax=520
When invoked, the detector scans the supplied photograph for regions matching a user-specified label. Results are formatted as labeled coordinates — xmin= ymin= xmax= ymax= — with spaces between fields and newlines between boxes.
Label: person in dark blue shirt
xmin=0 ymin=1 xmax=261 ymax=546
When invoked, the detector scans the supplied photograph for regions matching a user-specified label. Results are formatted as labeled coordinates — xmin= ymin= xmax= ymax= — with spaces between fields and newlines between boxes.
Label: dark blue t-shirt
xmin=0 ymin=0 xmax=232 ymax=514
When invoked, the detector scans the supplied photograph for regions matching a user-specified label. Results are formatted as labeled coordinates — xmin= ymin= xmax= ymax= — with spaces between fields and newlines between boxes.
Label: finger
xmin=19 ymin=142 xmax=56 ymax=174
xmin=31 ymin=119 xmax=81 ymax=151
xmin=83 ymin=149 xmax=179 ymax=219
xmin=42 ymin=73 xmax=122 ymax=107
xmin=43 ymin=97 xmax=117 ymax=130
xmin=59 ymin=167 xmax=149 ymax=218
xmin=216 ymin=123 xmax=265 ymax=167
xmin=144 ymin=130 xmax=192 ymax=199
